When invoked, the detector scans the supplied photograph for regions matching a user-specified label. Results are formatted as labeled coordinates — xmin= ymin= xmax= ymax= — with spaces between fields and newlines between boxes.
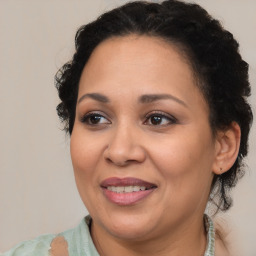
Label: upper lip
xmin=100 ymin=177 xmax=157 ymax=189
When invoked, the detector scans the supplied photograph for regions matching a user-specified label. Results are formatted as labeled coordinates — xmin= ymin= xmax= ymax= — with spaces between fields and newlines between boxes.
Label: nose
xmin=103 ymin=124 xmax=146 ymax=166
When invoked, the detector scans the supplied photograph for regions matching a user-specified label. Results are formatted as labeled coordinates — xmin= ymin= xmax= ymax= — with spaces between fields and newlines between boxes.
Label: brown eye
xmin=80 ymin=113 xmax=110 ymax=125
xmin=144 ymin=112 xmax=177 ymax=126
xmin=89 ymin=115 xmax=102 ymax=124
xmin=150 ymin=116 xmax=162 ymax=125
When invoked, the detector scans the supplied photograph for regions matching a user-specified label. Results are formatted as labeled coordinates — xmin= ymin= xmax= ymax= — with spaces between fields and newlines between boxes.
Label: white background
xmin=0 ymin=0 xmax=255 ymax=254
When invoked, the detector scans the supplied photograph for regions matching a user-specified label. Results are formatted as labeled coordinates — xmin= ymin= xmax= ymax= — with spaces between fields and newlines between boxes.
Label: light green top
xmin=2 ymin=215 xmax=215 ymax=256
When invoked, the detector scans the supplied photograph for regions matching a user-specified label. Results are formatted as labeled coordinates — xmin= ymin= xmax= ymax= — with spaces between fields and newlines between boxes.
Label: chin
xmin=99 ymin=212 xmax=157 ymax=241
xmin=109 ymin=225 xmax=154 ymax=241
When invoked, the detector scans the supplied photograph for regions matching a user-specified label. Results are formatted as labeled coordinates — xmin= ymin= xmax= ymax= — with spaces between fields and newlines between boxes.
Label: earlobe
xmin=213 ymin=122 xmax=241 ymax=175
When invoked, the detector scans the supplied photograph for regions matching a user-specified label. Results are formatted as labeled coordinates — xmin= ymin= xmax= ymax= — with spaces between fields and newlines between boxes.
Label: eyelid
xmin=144 ymin=111 xmax=177 ymax=125
xmin=79 ymin=111 xmax=111 ymax=124
xmin=79 ymin=110 xmax=177 ymax=127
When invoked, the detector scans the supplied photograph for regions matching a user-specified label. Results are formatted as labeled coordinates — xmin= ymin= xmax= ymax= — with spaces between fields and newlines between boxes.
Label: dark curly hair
xmin=55 ymin=0 xmax=253 ymax=212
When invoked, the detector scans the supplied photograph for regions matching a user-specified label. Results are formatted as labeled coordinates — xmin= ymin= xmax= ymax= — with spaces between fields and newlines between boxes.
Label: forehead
xmin=78 ymin=35 xmax=207 ymax=110
xmin=84 ymin=35 xmax=192 ymax=77
xmin=80 ymin=35 xmax=193 ymax=85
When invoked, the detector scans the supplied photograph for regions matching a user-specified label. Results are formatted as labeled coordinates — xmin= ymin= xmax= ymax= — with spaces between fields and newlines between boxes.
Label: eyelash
xmin=80 ymin=111 xmax=177 ymax=127
xmin=144 ymin=111 xmax=177 ymax=126
xmin=80 ymin=112 xmax=110 ymax=125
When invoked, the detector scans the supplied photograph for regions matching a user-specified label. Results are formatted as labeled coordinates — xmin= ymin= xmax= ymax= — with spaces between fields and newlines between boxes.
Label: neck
xmin=91 ymin=214 xmax=207 ymax=256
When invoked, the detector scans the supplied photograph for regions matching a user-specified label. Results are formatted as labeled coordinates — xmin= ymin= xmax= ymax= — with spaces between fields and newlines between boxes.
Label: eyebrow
xmin=78 ymin=93 xmax=109 ymax=104
xmin=78 ymin=92 xmax=187 ymax=107
xmin=139 ymin=94 xmax=188 ymax=107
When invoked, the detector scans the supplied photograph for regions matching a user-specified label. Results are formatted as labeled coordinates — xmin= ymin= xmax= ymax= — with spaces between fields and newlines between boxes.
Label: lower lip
xmin=102 ymin=188 xmax=155 ymax=206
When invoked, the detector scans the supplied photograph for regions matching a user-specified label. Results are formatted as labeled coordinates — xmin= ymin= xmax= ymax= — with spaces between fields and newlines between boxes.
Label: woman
xmin=2 ymin=0 xmax=253 ymax=255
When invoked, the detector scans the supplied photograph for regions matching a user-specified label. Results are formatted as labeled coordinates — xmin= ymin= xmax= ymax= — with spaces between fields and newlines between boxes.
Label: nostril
xmin=106 ymin=157 xmax=127 ymax=166
xmin=103 ymin=136 xmax=147 ymax=165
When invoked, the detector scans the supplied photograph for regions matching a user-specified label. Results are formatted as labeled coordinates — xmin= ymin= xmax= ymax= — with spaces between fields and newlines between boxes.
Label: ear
xmin=212 ymin=122 xmax=241 ymax=175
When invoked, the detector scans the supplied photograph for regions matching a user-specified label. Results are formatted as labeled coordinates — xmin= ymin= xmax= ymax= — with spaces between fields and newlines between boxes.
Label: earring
xmin=219 ymin=167 xmax=223 ymax=174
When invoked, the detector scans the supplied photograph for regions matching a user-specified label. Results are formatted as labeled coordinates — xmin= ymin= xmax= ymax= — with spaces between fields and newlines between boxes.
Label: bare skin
xmin=49 ymin=236 xmax=69 ymax=256
xmin=70 ymin=35 xmax=241 ymax=256
xmin=47 ymin=233 xmax=230 ymax=256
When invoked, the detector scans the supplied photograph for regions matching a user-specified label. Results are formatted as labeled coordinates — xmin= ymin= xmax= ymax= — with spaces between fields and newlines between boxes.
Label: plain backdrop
xmin=0 ymin=0 xmax=255 ymax=254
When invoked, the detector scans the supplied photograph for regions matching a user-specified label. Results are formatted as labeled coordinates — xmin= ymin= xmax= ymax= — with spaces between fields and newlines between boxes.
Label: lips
xmin=100 ymin=177 xmax=157 ymax=206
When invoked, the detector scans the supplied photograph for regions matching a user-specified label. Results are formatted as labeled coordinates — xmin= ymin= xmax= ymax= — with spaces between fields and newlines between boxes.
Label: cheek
xmin=70 ymin=130 xmax=103 ymax=183
xmin=70 ymin=130 xmax=106 ymax=212
xmin=148 ymin=130 xmax=215 ymax=188
xmin=148 ymin=137 xmax=214 ymax=215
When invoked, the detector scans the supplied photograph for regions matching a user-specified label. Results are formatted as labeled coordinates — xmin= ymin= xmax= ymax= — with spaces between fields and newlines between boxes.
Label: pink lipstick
xmin=100 ymin=177 xmax=157 ymax=206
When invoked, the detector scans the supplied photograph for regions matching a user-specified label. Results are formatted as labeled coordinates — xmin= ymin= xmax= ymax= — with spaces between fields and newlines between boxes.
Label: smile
xmin=101 ymin=177 xmax=157 ymax=205
xmin=106 ymin=185 xmax=150 ymax=193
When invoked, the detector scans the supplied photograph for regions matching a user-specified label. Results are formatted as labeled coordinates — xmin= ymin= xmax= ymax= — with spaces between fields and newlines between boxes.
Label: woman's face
xmin=70 ymin=35 xmax=218 ymax=241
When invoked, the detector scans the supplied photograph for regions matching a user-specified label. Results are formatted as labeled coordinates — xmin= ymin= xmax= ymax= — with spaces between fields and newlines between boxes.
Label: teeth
xmin=106 ymin=186 xmax=150 ymax=193
xmin=116 ymin=186 xmax=124 ymax=193
xmin=133 ymin=186 xmax=140 ymax=192
xmin=124 ymin=186 xmax=133 ymax=192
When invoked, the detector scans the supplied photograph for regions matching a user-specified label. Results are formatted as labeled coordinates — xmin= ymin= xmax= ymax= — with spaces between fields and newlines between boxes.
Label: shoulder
xmin=1 ymin=217 xmax=92 ymax=256
xmin=1 ymin=233 xmax=55 ymax=256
